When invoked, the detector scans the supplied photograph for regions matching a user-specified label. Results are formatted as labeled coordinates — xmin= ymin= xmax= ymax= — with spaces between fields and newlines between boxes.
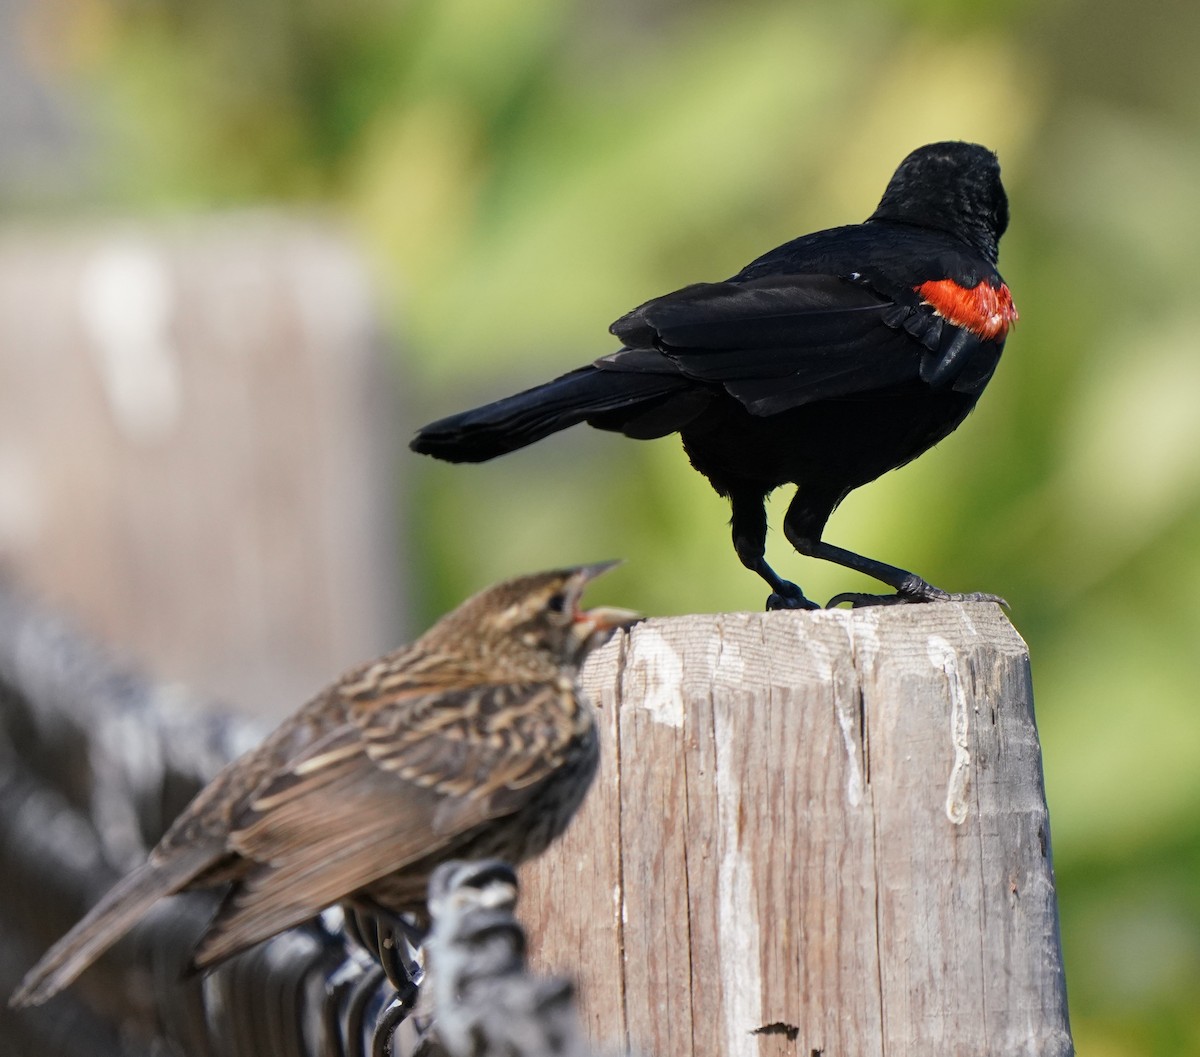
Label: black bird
xmin=10 ymin=564 xmax=638 ymax=1008
xmin=412 ymin=141 xmax=1017 ymax=610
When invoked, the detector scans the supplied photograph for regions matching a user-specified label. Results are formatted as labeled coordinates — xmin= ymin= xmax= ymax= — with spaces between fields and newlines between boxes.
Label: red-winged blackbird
xmin=10 ymin=564 xmax=638 ymax=1008
xmin=412 ymin=142 xmax=1017 ymax=610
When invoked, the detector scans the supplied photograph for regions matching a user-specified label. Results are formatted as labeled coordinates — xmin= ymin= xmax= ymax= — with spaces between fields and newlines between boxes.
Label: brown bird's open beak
xmin=573 ymin=604 xmax=642 ymax=635
xmin=564 ymin=560 xmax=640 ymax=652
xmin=569 ymin=603 xmax=641 ymax=657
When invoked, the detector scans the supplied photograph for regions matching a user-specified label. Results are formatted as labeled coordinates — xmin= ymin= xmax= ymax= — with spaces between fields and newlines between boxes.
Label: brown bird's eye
xmin=547 ymin=593 xmax=567 ymax=614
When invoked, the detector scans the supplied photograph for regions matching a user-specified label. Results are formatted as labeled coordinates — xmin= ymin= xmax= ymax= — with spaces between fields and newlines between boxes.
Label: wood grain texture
xmin=519 ymin=603 xmax=1073 ymax=1057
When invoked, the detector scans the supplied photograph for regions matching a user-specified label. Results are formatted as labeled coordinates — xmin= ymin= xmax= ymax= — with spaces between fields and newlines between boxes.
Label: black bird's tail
xmin=411 ymin=365 xmax=699 ymax=463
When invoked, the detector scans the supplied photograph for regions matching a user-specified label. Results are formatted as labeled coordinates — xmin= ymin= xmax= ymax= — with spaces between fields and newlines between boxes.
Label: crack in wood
xmin=611 ymin=629 xmax=631 ymax=1055
xmin=750 ymin=1021 xmax=800 ymax=1041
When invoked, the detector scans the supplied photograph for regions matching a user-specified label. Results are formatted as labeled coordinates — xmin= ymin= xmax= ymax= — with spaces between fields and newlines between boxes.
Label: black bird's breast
xmin=679 ymin=378 xmax=981 ymax=503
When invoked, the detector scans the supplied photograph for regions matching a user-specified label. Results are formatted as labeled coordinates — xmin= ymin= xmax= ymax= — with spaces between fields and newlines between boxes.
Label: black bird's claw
xmin=766 ymin=584 xmax=820 ymax=611
xmin=826 ymin=592 xmax=908 ymax=608
xmin=825 ymin=587 xmax=1009 ymax=609
xmin=946 ymin=591 xmax=1008 ymax=607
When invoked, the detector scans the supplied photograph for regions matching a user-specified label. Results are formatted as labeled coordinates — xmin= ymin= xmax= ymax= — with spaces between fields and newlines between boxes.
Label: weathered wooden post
xmin=521 ymin=602 xmax=1073 ymax=1057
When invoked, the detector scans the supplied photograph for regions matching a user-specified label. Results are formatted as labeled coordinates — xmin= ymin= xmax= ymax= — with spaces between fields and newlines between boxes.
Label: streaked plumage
xmin=10 ymin=563 xmax=637 ymax=1008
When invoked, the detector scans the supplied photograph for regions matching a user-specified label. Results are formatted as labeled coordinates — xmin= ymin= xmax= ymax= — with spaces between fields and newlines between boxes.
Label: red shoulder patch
xmin=915 ymin=279 xmax=1018 ymax=340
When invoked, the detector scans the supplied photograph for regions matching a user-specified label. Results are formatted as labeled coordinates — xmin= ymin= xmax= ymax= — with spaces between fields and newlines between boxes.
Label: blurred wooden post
xmin=521 ymin=603 xmax=1074 ymax=1057
xmin=0 ymin=216 xmax=403 ymax=719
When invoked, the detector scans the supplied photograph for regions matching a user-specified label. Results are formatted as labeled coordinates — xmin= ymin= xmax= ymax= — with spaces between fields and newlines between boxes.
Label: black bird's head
xmin=868 ymin=141 xmax=1009 ymax=263
xmin=427 ymin=562 xmax=641 ymax=676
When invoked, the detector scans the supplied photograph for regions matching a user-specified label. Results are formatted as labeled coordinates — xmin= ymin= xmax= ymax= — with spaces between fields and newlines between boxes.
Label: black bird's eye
xmin=547 ymin=593 xmax=567 ymax=615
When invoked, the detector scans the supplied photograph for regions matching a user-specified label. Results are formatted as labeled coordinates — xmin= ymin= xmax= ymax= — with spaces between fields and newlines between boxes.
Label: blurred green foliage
xmin=16 ymin=0 xmax=1200 ymax=1051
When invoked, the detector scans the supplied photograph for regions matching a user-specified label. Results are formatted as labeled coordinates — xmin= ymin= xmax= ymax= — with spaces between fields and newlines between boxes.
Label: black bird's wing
xmin=600 ymin=273 xmax=1000 ymax=414
xmin=410 ymin=268 xmax=1006 ymax=463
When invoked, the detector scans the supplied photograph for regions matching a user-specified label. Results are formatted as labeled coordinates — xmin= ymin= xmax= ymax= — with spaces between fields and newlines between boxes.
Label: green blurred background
xmin=4 ymin=0 xmax=1198 ymax=1053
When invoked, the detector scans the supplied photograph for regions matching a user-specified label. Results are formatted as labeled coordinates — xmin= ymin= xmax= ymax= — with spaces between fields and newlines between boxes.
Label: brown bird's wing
xmin=193 ymin=678 xmax=579 ymax=968
xmin=352 ymin=673 xmax=585 ymax=823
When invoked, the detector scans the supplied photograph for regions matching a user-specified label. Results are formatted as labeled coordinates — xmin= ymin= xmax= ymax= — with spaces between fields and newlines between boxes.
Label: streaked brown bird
xmin=11 ymin=563 xmax=637 ymax=1008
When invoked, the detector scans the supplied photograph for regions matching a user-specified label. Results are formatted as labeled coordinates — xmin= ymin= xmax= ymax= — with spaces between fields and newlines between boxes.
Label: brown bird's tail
xmin=410 ymin=365 xmax=697 ymax=463
xmin=9 ymin=844 xmax=218 ymax=1008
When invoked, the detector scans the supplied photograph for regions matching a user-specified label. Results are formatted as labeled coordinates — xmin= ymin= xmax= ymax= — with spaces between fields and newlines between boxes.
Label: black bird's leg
xmin=781 ymin=497 xmax=1005 ymax=608
xmin=728 ymin=488 xmax=818 ymax=611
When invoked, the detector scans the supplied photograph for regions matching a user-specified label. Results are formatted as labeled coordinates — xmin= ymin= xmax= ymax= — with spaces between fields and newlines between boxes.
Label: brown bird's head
xmin=422 ymin=562 xmax=640 ymax=678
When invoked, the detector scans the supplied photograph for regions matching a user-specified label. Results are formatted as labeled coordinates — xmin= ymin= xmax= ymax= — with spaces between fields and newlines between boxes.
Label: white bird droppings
xmin=835 ymin=696 xmax=864 ymax=807
xmin=714 ymin=704 xmax=762 ymax=1053
xmin=929 ymin=634 xmax=971 ymax=824
xmin=625 ymin=627 xmax=684 ymax=727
